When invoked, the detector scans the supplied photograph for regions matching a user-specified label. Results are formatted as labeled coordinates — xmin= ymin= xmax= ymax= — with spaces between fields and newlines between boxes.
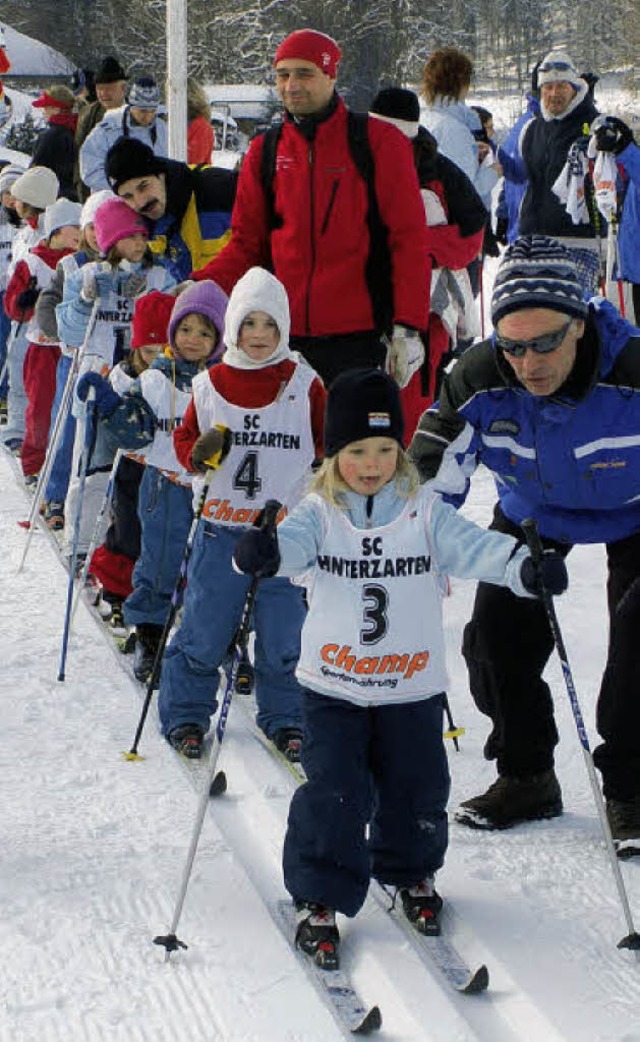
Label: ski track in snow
xmin=1 ymin=445 xmax=640 ymax=1042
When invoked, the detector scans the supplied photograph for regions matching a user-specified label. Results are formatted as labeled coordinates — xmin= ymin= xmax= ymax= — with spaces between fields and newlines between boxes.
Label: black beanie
xmin=105 ymin=138 xmax=167 ymax=191
xmin=370 ymin=87 xmax=420 ymax=124
xmin=95 ymin=56 xmax=127 ymax=84
xmin=324 ymin=368 xmax=404 ymax=458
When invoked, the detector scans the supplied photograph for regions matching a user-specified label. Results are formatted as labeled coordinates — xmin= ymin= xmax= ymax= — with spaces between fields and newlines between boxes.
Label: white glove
xmin=166 ymin=279 xmax=196 ymax=297
xmin=81 ymin=265 xmax=112 ymax=303
xmin=385 ymin=324 xmax=425 ymax=388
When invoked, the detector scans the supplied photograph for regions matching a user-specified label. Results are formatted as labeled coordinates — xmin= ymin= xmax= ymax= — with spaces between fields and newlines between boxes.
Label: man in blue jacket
xmin=409 ymin=235 xmax=640 ymax=856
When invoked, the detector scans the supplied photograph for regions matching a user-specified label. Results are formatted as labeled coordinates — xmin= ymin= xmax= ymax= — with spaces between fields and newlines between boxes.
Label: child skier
xmin=157 ymin=266 xmax=327 ymax=761
xmin=86 ymin=289 xmax=176 ymax=636
xmin=1 ymin=166 xmax=58 ymax=454
xmin=56 ymin=196 xmax=176 ymax=565
xmin=36 ymin=189 xmax=111 ymax=529
xmin=4 ymin=196 xmax=82 ymax=484
xmin=0 ymin=164 xmax=25 ymax=423
xmin=77 ymin=281 xmax=227 ymax=680
xmin=233 ymin=367 xmax=569 ymax=969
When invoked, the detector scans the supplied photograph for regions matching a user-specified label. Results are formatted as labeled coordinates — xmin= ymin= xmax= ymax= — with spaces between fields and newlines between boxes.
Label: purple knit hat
xmin=168 ymin=280 xmax=229 ymax=362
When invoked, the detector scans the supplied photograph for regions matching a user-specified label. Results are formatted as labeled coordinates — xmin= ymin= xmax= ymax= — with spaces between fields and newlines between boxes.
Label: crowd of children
xmin=0 ymin=157 xmax=570 ymax=977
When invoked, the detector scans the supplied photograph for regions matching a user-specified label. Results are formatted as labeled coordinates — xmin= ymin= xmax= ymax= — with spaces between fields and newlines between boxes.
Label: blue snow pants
xmin=0 ymin=293 xmax=10 ymax=398
xmin=124 ymin=467 xmax=192 ymax=628
xmin=44 ymin=353 xmax=76 ymax=503
xmin=158 ymin=521 xmax=305 ymax=740
xmin=283 ymin=691 xmax=450 ymax=917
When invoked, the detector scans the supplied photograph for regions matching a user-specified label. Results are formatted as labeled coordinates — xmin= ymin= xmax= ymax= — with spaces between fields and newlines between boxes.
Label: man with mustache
xmin=104 ymin=138 xmax=236 ymax=282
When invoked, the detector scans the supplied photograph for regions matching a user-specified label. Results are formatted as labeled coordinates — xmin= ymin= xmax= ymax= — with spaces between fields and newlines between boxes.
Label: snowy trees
xmin=2 ymin=0 xmax=640 ymax=101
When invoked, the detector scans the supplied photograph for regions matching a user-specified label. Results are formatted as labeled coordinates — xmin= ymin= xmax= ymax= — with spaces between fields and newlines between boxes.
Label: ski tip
xmin=122 ymin=750 xmax=144 ymax=761
xmin=17 ymin=519 xmax=31 ymax=528
xmin=457 ymin=963 xmax=489 ymax=994
xmin=210 ymin=770 xmax=227 ymax=797
xmin=352 ymin=1004 xmax=382 ymax=1034
xmin=617 ymin=931 xmax=640 ymax=951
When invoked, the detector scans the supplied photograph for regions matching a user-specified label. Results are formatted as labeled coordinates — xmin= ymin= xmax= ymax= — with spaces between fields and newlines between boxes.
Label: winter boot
xmin=606 ymin=795 xmax=640 ymax=859
xmin=133 ymin=623 xmax=163 ymax=683
xmin=167 ymin=724 xmax=205 ymax=759
xmin=105 ymin=597 xmax=128 ymax=639
xmin=234 ymin=649 xmax=254 ymax=695
xmin=455 ymin=769 xmax=563 ymax=830
xmin=44 ymin=500 xmax=65 ymax=531
xmin=273 ymin=727 xmax=303 ymax=763
xmin=399 ymin=878 xmax=443 ymax=936
xmin=295 ymin=902 xmax=340 ymax=970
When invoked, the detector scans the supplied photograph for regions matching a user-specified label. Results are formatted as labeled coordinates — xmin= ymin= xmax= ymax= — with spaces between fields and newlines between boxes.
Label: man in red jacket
xmin=191 ymin=29 xmax=429 ymax=388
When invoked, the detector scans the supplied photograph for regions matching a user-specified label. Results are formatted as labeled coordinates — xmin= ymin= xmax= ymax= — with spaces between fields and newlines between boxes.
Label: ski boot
xmin=607 ymin=795 xmax=640 ymax=859
xmin=273 ymin=727 xmax=303 ymax=763
xmin=44 ymin=500 xmax=65 ymax=532
xmin=234 ymin=649 xmax=254 ymax=695
xmin=167 ymin=724 xmax=205 ymax=760
xmin=133 ymin=623 xmax=163 ymax=683
xmin=399 ymin=878 xmax=443 ymax=936
xmin=295 ymin=902 xmax=340 ymax=970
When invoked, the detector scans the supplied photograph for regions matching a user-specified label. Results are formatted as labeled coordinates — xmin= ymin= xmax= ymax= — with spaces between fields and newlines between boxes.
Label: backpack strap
xmin=260 ymin=124 xmax=283 ymax=230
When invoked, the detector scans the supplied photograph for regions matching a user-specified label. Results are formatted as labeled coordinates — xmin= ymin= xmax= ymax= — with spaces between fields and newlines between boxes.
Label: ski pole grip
xmin=521 ymin=517 xmax=544 ymax=563
xmin=261 ymin=499 xmax=282 ymax=536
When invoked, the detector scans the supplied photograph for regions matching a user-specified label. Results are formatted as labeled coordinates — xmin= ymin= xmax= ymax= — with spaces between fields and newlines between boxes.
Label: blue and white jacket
xmin=79 ymin=106 xmax=168 ymax=193
xmin=409 ymin=297 xmax=640 ymax=545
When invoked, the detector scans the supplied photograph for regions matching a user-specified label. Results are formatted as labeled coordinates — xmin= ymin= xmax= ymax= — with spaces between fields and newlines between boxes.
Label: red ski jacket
xmin=193 ymin=97 xmax=429 ymax=338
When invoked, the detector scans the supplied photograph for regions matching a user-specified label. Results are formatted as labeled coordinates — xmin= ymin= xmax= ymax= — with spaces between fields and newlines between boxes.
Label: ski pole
xmin=125 ymin=428 xmax=231 ymax=761
xmin=71 ymin=447 xmax=123 ymax=623
xmin=443 ymin=693 xmax=465 ymax=751
xmin=522 ymin=518 xmax=640 ymax=953
xmin=57 ymin=391 xmax=96 ymax=682
xmin=16 ymin=348 xmax=81 ymax=572
xmin=153 ymin=499 xmax=281 ymax=960
xmin=478 ymin=255 xmax=485 ymax=340
xmin=17 ymin=298 xmax=100 ymax=572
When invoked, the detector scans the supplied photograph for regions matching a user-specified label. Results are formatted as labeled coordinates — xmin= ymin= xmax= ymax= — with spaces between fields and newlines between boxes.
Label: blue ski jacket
xmin=409 ymin=297 xmax=640 ymax=545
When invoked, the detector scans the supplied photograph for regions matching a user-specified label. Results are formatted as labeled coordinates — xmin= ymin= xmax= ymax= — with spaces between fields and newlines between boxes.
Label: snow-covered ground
xmin=1 ymin=444 xmax=639 ymax=1042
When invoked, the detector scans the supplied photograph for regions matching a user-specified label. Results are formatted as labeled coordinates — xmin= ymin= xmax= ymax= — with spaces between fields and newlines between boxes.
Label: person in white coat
xmin=79 ymin=76 xmax=167 ymax=193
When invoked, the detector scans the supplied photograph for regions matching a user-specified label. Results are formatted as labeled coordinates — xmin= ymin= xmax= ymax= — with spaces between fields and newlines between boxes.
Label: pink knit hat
xmin=93 ymin=197 xmax=149 ymax=254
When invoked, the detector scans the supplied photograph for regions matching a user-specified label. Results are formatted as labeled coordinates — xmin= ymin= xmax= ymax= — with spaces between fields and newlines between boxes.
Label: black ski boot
xmin=234 ymin=649 xmax=254 ymax=695
xmin=167 ymin=724 xmax=205 ymax=759
xmin=606 ymin=795 xmax=640 ymax=859
xmin=295 ymin=902 xmax=340 ymax=970
xmin=273 ymin=727 xmax=303 ymax=763
xmin=455 ymin=769 xmax=563 ymax=830
xmin=133 ymin=623 xmax=163 ymax=683
xmin=399 ymin=878 xmax=443 ymax=935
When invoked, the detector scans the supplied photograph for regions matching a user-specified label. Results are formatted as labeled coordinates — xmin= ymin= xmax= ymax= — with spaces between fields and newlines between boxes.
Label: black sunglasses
xmin=495 ymin=318 xmax=574 ymax=358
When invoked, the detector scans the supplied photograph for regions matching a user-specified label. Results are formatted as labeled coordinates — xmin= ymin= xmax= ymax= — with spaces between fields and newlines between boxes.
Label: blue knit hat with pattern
xmin=491 ymin=235 xmax=589 ymax=325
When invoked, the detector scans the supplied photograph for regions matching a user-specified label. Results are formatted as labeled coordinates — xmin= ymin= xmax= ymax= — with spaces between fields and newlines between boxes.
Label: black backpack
xmin=259 ymin=111 xmax=393 ymax=335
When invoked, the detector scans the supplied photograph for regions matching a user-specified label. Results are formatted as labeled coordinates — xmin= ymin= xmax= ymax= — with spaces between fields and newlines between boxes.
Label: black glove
xmin=495 ymin=216 xmax=509 ymax=247
xmin=592 ymin=115 xmax=634 ymax=155
xmin=483 ymin=225 xmax=500 ymax=258
xmin=233 ymin=522 xmax=281 ymax=578
xmin=17 ymin=287 xmax=39 ymax=310
xmin=191 ymin=425 xmax=232 ymax=473
xmin=520 ymin=551 xmax=568 ymax=597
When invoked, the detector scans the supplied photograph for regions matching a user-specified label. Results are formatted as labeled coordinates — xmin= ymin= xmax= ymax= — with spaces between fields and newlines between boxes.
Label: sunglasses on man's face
xmin=495 ymin=318 xmax=574 ymax=358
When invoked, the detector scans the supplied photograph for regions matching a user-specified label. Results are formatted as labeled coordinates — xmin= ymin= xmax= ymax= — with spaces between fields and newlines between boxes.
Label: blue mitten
xmin=76 ymin=371 xmax=121 ymax=417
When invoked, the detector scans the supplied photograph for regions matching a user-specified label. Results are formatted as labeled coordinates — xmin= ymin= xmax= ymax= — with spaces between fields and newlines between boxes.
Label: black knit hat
xmin=324 ymin=368 xmax=404 ymax=458
xmin=370 ymin=87 xmax=420 ymax=124
xmin=105 ymin=138 xmax=167 ymax=192
xmin=95 ymin=56 xmax=127 ymax=85
xmin=491 ymin=235 xmax=589 ymax=326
